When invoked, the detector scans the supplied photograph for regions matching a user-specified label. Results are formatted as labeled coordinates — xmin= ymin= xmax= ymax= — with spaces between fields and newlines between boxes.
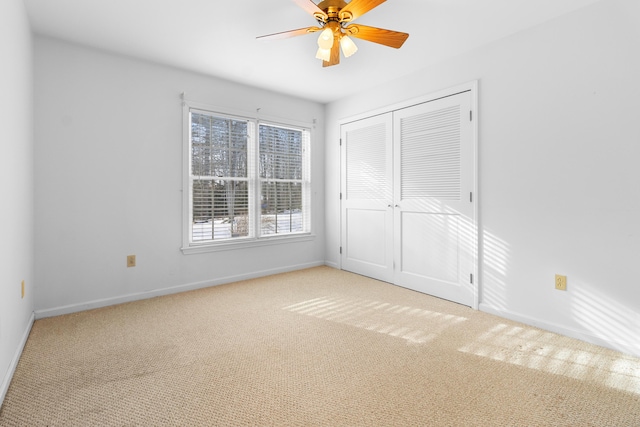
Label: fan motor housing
xmin=317 ymin=0 xmax=349 ymax=22
xmin=317 ymin=0 xmax=348 ymax=11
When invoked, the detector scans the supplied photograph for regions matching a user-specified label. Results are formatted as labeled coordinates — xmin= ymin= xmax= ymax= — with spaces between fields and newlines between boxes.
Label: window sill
xmin=181 ymin=233 xmax=316 ymax=255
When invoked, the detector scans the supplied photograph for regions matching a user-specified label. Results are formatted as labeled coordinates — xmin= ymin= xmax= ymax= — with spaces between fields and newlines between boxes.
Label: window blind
xmin=191 ymin=113 xmax=250 ymax=240
xmin=259 ymin=123 xmax=307 ymax=236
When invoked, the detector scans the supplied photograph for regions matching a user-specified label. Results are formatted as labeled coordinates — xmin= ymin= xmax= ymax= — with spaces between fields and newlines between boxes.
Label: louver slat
xmin=401 ymin=106 xmax=461 ymax=200
xmin=346 ymin=123 xmax=387 ymax=200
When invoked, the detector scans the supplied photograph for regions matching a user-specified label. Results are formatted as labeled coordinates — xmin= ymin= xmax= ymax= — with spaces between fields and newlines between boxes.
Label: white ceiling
xmin=24 ymin=0 xmax=602 ymax=103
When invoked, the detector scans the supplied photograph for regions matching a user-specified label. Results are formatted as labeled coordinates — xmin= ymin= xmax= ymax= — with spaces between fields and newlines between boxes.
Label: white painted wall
xmin=0 ymin=0 xmax=35 ymax=405
xmin=325 ymin=0 xmax=640 ymax=356
xmin=34 ymin=38 xmax=325 ymax=316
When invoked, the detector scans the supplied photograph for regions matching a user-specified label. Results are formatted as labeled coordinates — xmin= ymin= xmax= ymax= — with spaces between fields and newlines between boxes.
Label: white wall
xmin=325 ymin=0 xmax=640 ymax=356
xmin=0 ymin=0 xmax=35 ymax=405
xmin=34 ymin=38 xmax=325 ymax=316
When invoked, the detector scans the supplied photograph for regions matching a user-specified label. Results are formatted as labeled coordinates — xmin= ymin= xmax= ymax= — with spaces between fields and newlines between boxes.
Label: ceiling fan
xmin=257 ymin=0 xmax=409 ymax=67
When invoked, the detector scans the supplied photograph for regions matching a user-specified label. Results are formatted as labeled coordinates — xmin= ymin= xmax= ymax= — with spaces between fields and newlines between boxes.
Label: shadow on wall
xmin=481 ymin=226 xmax=639 ymax=358
xmin=480 ymin=227 xmax=511 ymax=311
xmin=475 ymin=225 xmax=640 ymax=392
xmin=571 ymin=280 xmax=640 ymax=357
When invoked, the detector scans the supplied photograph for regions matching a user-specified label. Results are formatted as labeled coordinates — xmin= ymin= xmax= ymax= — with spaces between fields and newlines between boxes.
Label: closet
xmin=340 ymin=88 xmax=477 ymax=307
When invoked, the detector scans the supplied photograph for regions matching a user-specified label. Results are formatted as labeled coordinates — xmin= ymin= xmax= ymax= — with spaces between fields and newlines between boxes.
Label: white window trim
xmin=181 ymin=99 xmax=314 ymax=254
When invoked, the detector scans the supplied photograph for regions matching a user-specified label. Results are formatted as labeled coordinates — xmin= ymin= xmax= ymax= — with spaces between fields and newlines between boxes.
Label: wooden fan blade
xmin=292 ymin=0 xmax=327 ymax=20
xmin=257 ymin=27 xmax=321 ymax=41
xmin=345 ymin=24 xmax=409 ymax=48
xmin=323 ymin=38 xmax=340 ymax=67
xmin=339 ymin=0 xmax=386 ymax=22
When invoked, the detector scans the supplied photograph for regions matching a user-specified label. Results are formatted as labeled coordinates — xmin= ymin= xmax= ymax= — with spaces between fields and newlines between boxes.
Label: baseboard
xmin=324 ymin=261 xmax=339 ymax=269
xmin=479 ymin=303 xmax=640 ymax=358
xmin=35 ymin=261 xmax=326 ymax=319
xmin=0 ymin=312 xmax=35 ymax=407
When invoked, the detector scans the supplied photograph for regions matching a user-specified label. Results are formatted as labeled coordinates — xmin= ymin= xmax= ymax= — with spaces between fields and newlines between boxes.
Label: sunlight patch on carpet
xmin=458 ymin=323 xmax=640 ymax=395
xmin=283 ymin=297 xmax=467 ymax=344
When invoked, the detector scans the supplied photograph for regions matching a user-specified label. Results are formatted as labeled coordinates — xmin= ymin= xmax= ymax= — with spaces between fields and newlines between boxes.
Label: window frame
xmin=181 ymin=100 xmax=314 ymax=254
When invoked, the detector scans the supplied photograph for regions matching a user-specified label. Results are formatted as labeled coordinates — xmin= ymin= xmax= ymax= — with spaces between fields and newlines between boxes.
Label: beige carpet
xmin=1 ymin=266 xmax=639 ymax=426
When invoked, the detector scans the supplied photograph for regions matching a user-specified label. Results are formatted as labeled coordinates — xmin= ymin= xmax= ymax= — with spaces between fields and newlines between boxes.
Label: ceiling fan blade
xmin=345 ymin=24 xmax=409 ymax=49
xmin=257 ymin=26 xmax=321 ymax=41
xmin=339 ymin=0 xmax=386 ymax=22
xmin=323 ymin=38 xmax=340 ymax=67
xmin=292 ymin=0 xmax=328 ymax=20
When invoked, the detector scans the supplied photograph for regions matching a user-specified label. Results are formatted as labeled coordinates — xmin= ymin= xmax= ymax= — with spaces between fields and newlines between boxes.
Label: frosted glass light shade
xmin=315 ymin=47 xmax=331 ymax=61
xmin=340 ymin=35 xmax=358 ymax=57
xmin=317 ymin=27 xmax=334 ymax=50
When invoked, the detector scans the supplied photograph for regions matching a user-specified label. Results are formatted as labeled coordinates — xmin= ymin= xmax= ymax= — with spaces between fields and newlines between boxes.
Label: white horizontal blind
xmin=190 ymin=113 xmax=251 ymax=241
xmin=401 ymin=105 xmax=461 ymax=201
xmin=346 ymin=122 xmax=388 ymax=200
xmin=259 ymin=123 xmax=309 ymax=236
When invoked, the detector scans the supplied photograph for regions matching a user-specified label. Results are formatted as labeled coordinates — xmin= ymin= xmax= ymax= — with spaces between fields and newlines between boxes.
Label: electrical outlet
xmin=21 ymin=280 xmax=25 ymax=298
xmin=127 ymin=255 xmax=136 ymax=268
xmin=555 ymin=274 xmax=567 ymax=291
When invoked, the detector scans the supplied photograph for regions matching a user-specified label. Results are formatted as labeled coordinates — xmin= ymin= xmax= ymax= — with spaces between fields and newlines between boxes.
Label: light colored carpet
xmin=1 ymin=266 xmax=639 ymax=426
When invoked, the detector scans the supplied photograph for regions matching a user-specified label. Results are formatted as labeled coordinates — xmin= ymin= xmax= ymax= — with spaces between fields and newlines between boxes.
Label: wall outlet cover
xmin=555 ymin=274 xmax=567 ymax=291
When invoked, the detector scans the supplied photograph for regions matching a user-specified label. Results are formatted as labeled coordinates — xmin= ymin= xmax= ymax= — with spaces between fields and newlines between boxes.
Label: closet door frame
xmin=338 ymin=81 xmax=479 ymax=310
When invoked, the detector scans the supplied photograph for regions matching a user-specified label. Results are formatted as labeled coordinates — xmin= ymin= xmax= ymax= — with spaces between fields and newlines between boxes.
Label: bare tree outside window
xmin=259 ymin=124 xmax=304 ymax=235
xmin=191 ymin=113 xmax=249 ymax=241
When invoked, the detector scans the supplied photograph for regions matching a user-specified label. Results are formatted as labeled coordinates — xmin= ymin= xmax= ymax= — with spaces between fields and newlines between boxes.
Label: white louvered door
xmin=393 ymin=91 xmax=474 ymax=306
xmin=341 ymin=89 xmax=476 ymax=307
xmin=341 ymin=113 xmax=394 ymax=283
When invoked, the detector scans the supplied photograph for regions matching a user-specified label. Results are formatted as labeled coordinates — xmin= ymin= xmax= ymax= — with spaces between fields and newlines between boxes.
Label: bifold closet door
xmin=393 ymin=91 xmax=475 ymax=306
xmin=340 ymin=113 xmax=394 ymax=283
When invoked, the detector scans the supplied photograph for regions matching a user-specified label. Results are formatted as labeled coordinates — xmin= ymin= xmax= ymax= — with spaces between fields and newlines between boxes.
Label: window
xmin=184 ymin=105 xmax=311 ymax=252
xmin=259 ymin=124 xmax=305 ymax=236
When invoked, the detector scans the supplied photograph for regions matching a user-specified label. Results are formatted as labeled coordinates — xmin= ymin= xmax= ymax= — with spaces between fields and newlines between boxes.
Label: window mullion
xmin=249 ymin=120 xmax=259 ymax=239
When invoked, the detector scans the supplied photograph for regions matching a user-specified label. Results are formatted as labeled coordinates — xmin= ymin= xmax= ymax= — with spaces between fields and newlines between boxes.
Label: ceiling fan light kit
xmin=318 ymin=27 xmax=335 ymax=49
xmin=257 ymin=0 xmax=409 ymax=67
xmin=315 ymin=47 xmax=331 ymax=61
xmin=340 ymin=35 xmax=358 ymax=57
